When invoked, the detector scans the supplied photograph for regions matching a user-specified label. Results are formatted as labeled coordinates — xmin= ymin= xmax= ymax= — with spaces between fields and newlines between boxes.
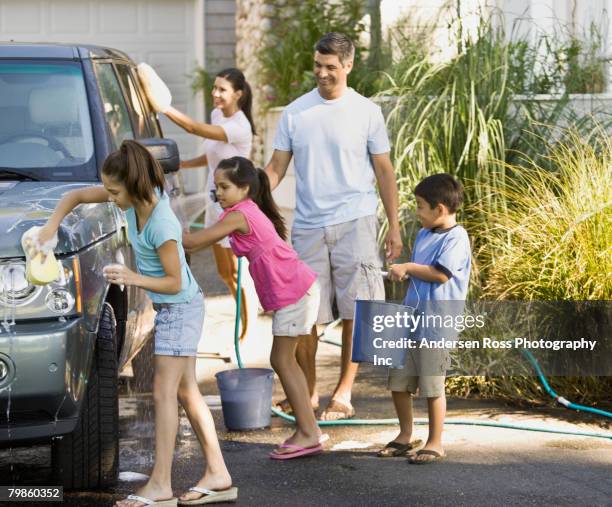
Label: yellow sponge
xmin=21 ymin=226 xmax=60 ymax=286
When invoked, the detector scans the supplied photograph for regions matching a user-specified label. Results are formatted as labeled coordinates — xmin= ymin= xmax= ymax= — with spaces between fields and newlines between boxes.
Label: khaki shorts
xmin=387 ymin=347 xmax=451 ymax=398
xmin=272 ymin=280 xmax=320 ymax=337
xmin=291 ymin=215 xmax=385 ymax=324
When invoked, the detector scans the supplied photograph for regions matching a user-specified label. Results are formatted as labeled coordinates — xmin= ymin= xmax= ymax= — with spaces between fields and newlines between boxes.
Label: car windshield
xmin=0 ymin=61 xmax=95 ymax=180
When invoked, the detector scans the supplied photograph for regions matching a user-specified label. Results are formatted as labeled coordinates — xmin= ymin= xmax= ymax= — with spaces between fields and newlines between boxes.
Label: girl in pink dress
xmin=183 ymin=156 xmax=326 ymax=460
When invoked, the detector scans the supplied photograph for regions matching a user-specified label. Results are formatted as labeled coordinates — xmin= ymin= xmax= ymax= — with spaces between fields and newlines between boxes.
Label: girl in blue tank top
xmin=39 ymin=140 xmax=237 ymax=506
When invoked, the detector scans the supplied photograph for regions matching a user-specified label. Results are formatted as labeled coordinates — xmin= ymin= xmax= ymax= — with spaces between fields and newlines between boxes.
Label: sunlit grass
xmin=477 ymin=127 xmax=611 ymax=301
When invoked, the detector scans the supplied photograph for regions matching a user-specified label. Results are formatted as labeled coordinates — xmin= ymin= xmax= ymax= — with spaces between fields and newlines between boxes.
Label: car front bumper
xmin=0 ymin=317 xmax=96 ymax=446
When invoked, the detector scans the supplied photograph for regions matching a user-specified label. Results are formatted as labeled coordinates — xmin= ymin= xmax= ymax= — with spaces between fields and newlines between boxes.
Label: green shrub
xmin=448 ymin=127 xmax=612 ymax=409
xmin=478 ymin=128 xmax=611 ymax=301
xmin=258 ymin=0 xmax=367 ymax=109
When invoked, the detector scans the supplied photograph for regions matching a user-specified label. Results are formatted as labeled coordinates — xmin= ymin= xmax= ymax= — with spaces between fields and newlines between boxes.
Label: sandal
xmin=273 ymin=399 xmax=319 ymax=416
xmin=319 ymin=399 xmax=355 ymax=421
xmin=120 ymin=495 xmax=177 ymax=506
xmin=269 ymin=443 xmax=323 ymax=460
xmin=177 ymin=486 xmax=237 ymax=505
xmin=377 ymin=439 xmax=423 ymax=457
xmin=408 ymin=449 xmax=446 ymax=464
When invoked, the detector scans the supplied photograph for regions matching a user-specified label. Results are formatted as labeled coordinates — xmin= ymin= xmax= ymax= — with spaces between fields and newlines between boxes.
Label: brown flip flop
xmin=273 ymin=399 xmax=319 ymax=416
xmin=377 ymin=439 xmax=423 ymax=457
xmin=319 ymin=399 xmax=355 ymax=421
xmin=408 ymin=449 xmax=445 ymax=464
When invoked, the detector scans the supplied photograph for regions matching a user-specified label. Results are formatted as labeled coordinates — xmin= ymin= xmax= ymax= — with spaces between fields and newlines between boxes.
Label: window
xmin=94 ymin=63 xmax=134 ymax=149
xmin=116 ymin=65 xmax=147 ymax=138
xmin=0 ymin=61 xmax=94 ymax=175
xmin=116 ymin=64 xmax=162 ymax=138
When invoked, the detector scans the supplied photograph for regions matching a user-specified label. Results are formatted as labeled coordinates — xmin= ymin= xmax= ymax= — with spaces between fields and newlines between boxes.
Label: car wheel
xmin=51 ymin=302 xmax=119 ymax=489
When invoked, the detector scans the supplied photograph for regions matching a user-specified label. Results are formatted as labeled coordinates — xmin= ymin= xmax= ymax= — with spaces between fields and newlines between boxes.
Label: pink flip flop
xmin=269 ymin=443 xmax=323 ymax=460
xmin=281 ymin=434 xmax=329 ymax=446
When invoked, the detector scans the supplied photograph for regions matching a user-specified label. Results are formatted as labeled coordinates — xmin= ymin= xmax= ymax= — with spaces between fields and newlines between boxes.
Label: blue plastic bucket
xmin=351 ymin=299 xmax=416 ymax=368
xmin=215 ymin=368 xmax=274 ymax=430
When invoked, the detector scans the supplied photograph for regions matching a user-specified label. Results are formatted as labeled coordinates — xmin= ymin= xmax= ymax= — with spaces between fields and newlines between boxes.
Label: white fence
xmin=263 ymin=93 xmax=612 ymax=222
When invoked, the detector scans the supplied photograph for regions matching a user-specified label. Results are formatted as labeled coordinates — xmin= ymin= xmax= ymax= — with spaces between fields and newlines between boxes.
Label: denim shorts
xmin=152 ymin=290 xmax=204 ymax=356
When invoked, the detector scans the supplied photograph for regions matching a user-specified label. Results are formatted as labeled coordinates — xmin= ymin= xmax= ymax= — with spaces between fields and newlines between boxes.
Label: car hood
xmin=0 ymin=181 xmax=120 ymax=258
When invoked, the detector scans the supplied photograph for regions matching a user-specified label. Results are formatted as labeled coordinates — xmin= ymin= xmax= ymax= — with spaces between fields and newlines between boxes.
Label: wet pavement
xmin=1 ymin=247 xmax=611 ymax=506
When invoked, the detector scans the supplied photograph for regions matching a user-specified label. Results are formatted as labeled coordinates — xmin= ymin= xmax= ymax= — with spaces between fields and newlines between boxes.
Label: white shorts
xmin=272 ymin=281 xmax=320 ymax=337
xmin=291 ymin=215 xmax=385 ymax=324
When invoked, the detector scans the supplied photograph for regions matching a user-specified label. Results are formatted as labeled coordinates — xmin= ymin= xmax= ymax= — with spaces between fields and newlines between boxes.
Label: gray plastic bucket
xmin=351 ymin=299 xmax=416 ymax=368
xmin=215 ymin=368 xmax=274 ymax=430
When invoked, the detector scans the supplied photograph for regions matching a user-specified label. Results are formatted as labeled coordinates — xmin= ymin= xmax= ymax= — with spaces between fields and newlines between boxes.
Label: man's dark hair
xmin=414 ymin=173 xmax=464 ymax=213
xmin=314 ymin=32 xmax=355 ymax=63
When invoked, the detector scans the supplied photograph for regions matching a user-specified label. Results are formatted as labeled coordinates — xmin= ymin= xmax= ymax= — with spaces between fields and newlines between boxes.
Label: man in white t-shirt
xmin=265 ymin=32 xmax=402 ymax=420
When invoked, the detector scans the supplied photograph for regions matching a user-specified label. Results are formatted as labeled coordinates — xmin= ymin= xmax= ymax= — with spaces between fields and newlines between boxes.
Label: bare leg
xmin=320 ymin=319 xmax=358 ymax=420
xmin=212 ymin=244 xmax=247 ymax=340
xmin=391 ymin=391 xmax=415 ymax=443
xmin=115 ymin=355 xmax=184 ymax=507
xmin=270 ymin=335 xmax=321 ymax=454
xmin=177 ymin=357 xmax=232 ymax=502
xmin=411 ymin=394 xmax=446 ymax=463
xmin=276 ymin=325 xmax=319 ymax=412
xmin=295 ymin=325 xmax=319 ymax=407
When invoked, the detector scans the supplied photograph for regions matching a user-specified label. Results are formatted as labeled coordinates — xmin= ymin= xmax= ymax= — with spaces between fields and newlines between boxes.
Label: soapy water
xmin=0 ymin=376 xmax=224 ymax=486
xmin=0 ymin=386 xmax=159 ymax=484
xmin=53 ymin=394 xmax=67 ymax=431
xmin=19 ymin=183 xmax=85 ymax=197
xmin=1 ymin=265 xmax=18 ymax=332
xmin=21 ymin=225 xmax=58 ymax=255
xmin=4 ymin=386 xmax=14 ymax=474
xmin=115 ymin=250 xmax=126 ymax=291
xmin=6 ymin=202 xmax=95 ymax=251
xmin=5 ymin=385 xmax=11 ymax=440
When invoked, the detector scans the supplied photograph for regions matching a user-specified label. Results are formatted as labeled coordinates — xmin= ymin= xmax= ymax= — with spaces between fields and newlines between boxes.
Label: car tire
xmin=51 ymin=302 xmax=119 ymax=489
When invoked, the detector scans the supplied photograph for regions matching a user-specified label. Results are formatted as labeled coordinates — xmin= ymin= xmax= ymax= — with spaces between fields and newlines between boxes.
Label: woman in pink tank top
xmin=183 ymin=156 xmax=326 ymax=460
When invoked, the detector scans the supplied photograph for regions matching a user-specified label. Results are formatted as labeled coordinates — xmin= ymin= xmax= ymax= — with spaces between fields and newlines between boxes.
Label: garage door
xmin=0 ymin=0 xmax=204 ymax=158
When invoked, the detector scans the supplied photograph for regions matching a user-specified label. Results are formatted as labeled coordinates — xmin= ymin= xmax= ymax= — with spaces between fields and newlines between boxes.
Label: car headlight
xmin=45 ymin=288 xmax=75 ymax=315
xmin=0 ymin=263 xmax=40 ymax=305
xmin=0 ymin=257 xmax=81 ymax=318
xmin=45 ymin=258 xmax=81 ymax=315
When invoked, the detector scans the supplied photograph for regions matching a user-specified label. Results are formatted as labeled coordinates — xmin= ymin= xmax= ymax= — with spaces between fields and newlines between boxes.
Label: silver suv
xmin=0 ymin=43 xmax=203 ymax=489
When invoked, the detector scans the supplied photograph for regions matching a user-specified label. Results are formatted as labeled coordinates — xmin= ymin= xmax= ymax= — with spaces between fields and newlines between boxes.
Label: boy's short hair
xmin=414 ymin=173 xmax=464 ymax=213
xmin=314 ymin=32 xmax=355 ymax=64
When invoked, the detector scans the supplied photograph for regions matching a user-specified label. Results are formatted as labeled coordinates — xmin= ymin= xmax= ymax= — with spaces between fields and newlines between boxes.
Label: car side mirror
xmin=139 ymin=138 xmax=180 ymax=174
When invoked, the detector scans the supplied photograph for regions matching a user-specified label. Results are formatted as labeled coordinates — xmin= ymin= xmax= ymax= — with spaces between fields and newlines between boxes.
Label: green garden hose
xmin=232 ymin=257 xmax=611 ymax=440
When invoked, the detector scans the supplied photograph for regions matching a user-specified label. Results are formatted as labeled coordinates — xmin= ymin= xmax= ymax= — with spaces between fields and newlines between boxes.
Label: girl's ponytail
xmin=216 ymin=68 xmax=256 ymax=135
xmin=103 ymin=140 xmax=165 ymax=204
xmin=216 ymin=156 xmax=286 ymax=240
xmin=255 ymin=168 xmax=287 ymax=241
xmin=239 ymin=80 xmax=256 ymax=135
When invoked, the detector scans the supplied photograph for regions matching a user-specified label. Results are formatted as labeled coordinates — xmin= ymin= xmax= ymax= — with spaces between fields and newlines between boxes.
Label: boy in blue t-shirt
xmin=378 ymin=173 xmax=471 ymax=464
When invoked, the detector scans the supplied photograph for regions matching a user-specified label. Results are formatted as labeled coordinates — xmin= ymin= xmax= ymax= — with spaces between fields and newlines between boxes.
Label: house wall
xmin=204 ymin=0 xmax=236 ymax=72
xmin=235 ymin=0 xmax=280 ymax=165
xmin=382 ymin=1 xmax=610 ymax=64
